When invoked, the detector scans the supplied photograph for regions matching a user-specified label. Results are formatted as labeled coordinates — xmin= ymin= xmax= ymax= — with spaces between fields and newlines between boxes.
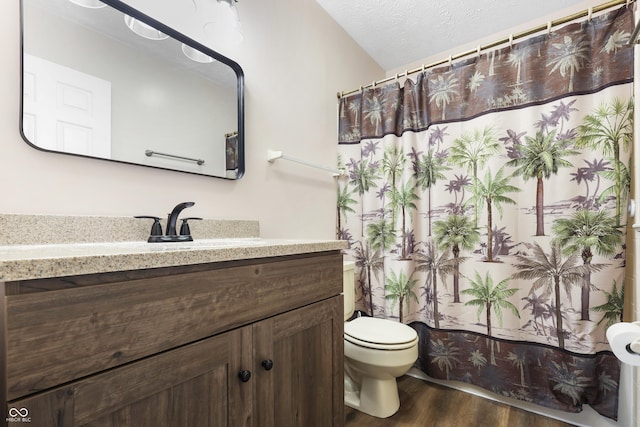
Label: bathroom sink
xmin=145 ymin=238 xmax=269 ymax=251
xmin=0 ymin=239 xmax=269 ymax=259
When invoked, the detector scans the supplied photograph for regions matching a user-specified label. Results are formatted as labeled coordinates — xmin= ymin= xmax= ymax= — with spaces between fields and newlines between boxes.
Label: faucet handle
xmin=180 ymin=217 xmax=203 ymax=236
xmin=134 ymin=216 xmax=163 ymax=238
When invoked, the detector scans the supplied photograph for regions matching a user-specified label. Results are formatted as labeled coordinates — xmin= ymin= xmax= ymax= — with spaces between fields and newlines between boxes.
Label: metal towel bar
xmin=145 ymin=149 xmax=205 ymax=165
xmin=267 ymin=150 xmax=345 ymax=176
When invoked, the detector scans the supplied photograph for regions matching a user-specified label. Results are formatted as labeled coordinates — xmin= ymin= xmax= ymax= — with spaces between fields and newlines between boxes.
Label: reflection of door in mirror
xmin=22 ymin=54 xmax=112 ymax=158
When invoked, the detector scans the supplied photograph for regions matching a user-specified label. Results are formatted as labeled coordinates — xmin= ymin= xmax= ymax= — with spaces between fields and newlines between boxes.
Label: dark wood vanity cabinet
xmin=0 ymin=251 xmax=344 ymax=427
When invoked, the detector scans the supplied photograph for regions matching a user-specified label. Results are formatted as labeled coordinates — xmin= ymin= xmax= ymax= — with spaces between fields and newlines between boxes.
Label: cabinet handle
xmin=261 ymin=359 xmax=274 ymax=371
xmin=238 ymin=370 xmax=252 ymax=382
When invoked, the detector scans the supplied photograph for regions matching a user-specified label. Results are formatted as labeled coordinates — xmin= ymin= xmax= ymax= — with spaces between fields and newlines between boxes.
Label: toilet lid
xmin=344 ymin=317 xmax=418 ymax=350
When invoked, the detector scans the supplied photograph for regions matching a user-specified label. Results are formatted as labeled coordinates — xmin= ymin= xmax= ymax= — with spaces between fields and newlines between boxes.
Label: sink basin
xmin=189 ymin=238 xmax=266 ymax=246
xmin=0 ymin=239 xmax=269 ymax=258
xmin=146 ymin=238 xmax=269 ymax=251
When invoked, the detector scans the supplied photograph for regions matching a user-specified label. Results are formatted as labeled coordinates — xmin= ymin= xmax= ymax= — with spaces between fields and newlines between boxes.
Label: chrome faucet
xmin=166 ymin=201 xmax=195 ymax=236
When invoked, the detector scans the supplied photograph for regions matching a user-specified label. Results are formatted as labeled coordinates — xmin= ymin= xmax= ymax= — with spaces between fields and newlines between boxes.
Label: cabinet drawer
xmin=4 ymin=251 xmax=342 ymax=400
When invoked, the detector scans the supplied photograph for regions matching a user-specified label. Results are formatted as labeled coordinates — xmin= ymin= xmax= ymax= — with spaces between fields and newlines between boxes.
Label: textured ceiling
xmin=314 ymin=0 xmax=590 ymax=70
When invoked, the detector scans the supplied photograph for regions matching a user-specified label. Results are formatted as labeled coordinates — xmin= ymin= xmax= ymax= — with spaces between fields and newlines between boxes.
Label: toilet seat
xmin=344 ymin=317 xmax=418 ymax=350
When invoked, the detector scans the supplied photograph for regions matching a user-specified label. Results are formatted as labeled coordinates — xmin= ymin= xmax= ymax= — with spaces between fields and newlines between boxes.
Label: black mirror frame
xmin=19 ymin=0 xmax=245 ymax=179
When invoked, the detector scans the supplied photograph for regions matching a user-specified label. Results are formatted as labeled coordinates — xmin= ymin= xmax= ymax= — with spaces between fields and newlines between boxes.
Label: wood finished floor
xmin=344 ymin=375 xmax=577 ymax=427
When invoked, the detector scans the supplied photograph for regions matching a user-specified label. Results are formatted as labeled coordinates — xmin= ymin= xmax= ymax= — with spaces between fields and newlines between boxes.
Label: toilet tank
xmin=343 ymin=261 xmax=356 ymax=321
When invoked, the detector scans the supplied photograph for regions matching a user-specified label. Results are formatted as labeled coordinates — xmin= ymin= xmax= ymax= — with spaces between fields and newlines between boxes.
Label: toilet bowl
xmin=342 ymin=261 xmax=419 ymax=418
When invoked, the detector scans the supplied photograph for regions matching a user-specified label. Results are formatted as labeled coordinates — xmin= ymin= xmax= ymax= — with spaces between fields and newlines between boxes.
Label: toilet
xmin=342 ymin=261 xmax=419 ymax=418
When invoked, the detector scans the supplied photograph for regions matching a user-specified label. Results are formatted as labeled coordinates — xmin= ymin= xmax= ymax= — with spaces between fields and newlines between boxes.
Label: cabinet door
xmin=9 ymin=328 xmax=253 ymax=427
xmin=253 ymin=296 xmax=344 ymax=427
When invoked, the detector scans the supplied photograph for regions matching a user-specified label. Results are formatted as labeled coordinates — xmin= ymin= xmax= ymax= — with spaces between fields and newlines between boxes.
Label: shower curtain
xmin=337 ymin=5 xmax=634 ymax=420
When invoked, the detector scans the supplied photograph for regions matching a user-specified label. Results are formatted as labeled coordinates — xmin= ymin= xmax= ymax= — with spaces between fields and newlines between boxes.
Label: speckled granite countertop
xmin=0 ymin=214 xmax=346 ymax=281
xmin=0 ymin=238 xmax=347 ymax=282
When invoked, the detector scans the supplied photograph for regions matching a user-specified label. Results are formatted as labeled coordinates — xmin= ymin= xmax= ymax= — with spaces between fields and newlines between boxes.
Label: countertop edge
xmin=0 ymin=240 xmax=348 ymax=282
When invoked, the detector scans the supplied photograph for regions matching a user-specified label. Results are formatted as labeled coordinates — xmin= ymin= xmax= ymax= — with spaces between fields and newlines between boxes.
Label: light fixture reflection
xmin=182 ymin=44 xmax=214 ymax=63
xmin=203 ymin=0 xmax=243 ymax=46
xmin=124 ymin=15 xmax=169 ymax=41
xmin=68 ymin=0 xmax=106 ymax=8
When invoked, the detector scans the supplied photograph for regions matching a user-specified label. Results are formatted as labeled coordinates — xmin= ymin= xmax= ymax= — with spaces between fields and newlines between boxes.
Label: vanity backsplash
xmin=0 ymin=213 xmax=260 ymax=246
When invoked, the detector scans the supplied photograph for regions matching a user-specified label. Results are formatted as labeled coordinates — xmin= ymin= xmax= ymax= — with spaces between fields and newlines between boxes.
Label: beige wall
xmin=0 ymin=0 xmax=383 ymax=239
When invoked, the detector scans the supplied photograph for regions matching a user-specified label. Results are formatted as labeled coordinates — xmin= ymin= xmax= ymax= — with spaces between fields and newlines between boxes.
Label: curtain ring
xmin=547 ymin=21 xmax=552 ymax=35
xmin=587 ymin=7 xmax=593 ymax=22
xmin=509 ymin=34 xmax=514 ymax=48
xmin=395 ymin=73 xmax=400 ymax=80
xmin=371 ymin=80 xmax=376 ymax=88
xmin=477 ymin=45 xmax=482 ymax=56
xmin=448 ymin=55 xmax=453 ymax=67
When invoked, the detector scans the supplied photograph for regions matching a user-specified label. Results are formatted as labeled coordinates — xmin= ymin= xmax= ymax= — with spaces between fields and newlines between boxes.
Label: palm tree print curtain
xmin=337 ymin=5 xmax=633 ymax=420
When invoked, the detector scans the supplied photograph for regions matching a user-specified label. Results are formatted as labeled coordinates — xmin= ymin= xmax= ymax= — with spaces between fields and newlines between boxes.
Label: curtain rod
xmin=337 ymin=0 xmax=635 ymax=99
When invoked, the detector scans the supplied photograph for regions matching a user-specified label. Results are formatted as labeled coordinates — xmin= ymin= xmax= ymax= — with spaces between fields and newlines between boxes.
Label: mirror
xmin=20 ymin=0 xmax=244 ymax=179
